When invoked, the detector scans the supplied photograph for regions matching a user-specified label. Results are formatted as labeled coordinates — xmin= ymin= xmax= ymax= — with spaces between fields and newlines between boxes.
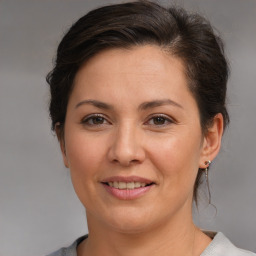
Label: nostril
xmin=130 ymin=159 xmax=140 ymax=163
xmin=111 ymin=158 xmax=140 ymax=167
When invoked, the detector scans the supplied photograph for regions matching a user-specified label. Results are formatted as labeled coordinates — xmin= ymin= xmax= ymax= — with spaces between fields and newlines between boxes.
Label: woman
xmin=46 ymin=1 xmax=255 ymax=255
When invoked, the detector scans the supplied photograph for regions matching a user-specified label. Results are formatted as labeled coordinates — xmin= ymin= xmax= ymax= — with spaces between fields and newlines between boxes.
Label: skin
xmin=57 ymin=45 xmax=223 ymax=256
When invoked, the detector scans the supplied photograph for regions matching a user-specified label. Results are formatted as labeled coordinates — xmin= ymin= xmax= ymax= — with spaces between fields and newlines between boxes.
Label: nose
xmin=107 ymin=123 xmax=146 ymax=167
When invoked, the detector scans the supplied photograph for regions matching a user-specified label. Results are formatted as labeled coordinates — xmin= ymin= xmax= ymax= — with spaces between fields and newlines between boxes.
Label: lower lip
xmin=102 ymin=183 xmax=153 ymax=200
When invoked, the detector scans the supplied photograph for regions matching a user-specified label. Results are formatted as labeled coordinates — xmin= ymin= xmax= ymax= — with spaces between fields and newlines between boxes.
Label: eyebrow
xmin=75 ymin=99 xmax=113 ymax=110
xmin=75 ymin=99 xmax=183 ymax=110
xmin=138 ymin=99 xmax=183 ymax=110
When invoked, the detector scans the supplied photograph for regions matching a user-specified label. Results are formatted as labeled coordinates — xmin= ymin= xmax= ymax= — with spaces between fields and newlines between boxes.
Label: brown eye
xmin=152 ymin=116 xmax=166 ymax=125
xmin=91 ymin=116 xmax=105 ymax=124
xmin=82 ymin=114 xmax=109 ymax=126
xmin=146 ymin=114 xmax=174 ymax=127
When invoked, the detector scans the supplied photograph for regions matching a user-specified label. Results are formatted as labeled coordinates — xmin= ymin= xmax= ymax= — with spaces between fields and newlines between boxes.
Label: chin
xmin=109 ymin=220 xmax=152 ymax=234
xmin=100 ymin=206 xmax=162 ymax=234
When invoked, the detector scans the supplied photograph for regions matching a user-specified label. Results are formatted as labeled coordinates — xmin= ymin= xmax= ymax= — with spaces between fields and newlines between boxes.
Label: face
xmin=61 ymin=45 xmax=213 ymax=233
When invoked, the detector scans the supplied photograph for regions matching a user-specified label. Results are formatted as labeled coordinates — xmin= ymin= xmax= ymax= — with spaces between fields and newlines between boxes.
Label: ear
xmin=55 ymin=123 xmax=69 ymax=168
xmin=199 ymin=113 xmax=224 ymax=168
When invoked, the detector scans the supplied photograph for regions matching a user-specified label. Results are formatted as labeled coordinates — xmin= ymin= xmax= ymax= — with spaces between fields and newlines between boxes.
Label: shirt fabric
xmin=47 ymin=232 xmax=255 ymax=256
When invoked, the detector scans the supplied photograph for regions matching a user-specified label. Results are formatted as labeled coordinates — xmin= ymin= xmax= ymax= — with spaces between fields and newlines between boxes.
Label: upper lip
xmin=101 ymin=176 xmax=155 ymax=184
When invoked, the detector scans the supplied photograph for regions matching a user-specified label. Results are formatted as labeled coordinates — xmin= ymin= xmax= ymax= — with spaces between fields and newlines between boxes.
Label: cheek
xmin=63 ymin=132 xmax=109 ymax=208
xmin=146 ymin=132 xmax=202 ymax=187
xmin=64 ymin=131 xmax=108 ymax=189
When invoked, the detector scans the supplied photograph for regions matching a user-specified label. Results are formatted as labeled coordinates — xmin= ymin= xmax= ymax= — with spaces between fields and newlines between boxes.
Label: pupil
xmin=154 ymin=117 xmax=165 ymax=125
xmin=93 ymin=117 xmax=103 ymax=124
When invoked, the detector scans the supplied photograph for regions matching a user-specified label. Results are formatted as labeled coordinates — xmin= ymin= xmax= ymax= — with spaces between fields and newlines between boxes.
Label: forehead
xmin=75 ymin=45 xmax=186 ymax=86
xmin=78 ymin=45 xmax=185 ymax=77
xmin=70 ymin=45 xmax=195 ymax=110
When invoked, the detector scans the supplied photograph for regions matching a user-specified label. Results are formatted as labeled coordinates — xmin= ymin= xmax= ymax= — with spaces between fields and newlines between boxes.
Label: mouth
xmin=103 ymin=181 xmax=154 ymax=190
xmin=101 ymin=176 xmax=155 ymax=199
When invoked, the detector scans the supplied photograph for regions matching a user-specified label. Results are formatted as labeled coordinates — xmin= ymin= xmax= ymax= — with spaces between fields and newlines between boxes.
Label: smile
xmin=101 ymin=176 xmax=155 ymax=200
xmin=106 ymin=181 xmax=150 ymax=190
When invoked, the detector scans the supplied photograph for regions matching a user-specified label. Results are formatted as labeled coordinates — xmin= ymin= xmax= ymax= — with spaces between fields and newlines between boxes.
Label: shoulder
xmin=201 ymin=232 xmax=256 ymax=256
xmin=46 ymin=235 xmax=87 ymax=256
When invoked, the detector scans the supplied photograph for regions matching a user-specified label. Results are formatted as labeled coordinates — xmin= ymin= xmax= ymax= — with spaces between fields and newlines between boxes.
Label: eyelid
xmin=144 ymin=113 xmax=176 ymax=126
xmin=81 ymin=113 xmax=111 ymax=125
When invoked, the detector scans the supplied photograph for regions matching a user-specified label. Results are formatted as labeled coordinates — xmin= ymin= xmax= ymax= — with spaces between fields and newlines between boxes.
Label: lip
xmin=101 ymin=175 xmax=154 ymax=184
xmin=101 ymin=176 xmax=155 ymax=200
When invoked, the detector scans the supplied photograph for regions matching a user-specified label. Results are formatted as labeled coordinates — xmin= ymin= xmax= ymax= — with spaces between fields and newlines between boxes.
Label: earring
xmin=204 ymin=160 xmax=212 ymax=204
xmin=204 ymin=160 xmax=211 ymax=179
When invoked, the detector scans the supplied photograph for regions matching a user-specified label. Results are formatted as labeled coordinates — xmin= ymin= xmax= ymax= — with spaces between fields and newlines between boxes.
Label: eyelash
xmin=81 ymin=114 xmax=174 ymax=127
xmin=81 ymin=114 xmax=110 ymax=126
xmin=144 ymin=114 xmax=174 ymax=127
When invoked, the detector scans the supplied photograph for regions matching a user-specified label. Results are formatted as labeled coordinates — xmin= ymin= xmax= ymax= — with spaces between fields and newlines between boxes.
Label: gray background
xmin=0 ymin=0 xmax=255 ymax=255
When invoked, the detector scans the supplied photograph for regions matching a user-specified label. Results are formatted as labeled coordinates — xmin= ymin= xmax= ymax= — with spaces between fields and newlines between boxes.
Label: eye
xmin=146 ymin=114 xmax=174 ymax=126
xmin=81 ymin=114 xmax=110 ymax=126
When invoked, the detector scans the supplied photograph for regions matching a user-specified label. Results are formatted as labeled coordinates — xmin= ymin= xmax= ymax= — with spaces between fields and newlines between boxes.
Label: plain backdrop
xmin=0 ymin=0 xmax=255 ymax=255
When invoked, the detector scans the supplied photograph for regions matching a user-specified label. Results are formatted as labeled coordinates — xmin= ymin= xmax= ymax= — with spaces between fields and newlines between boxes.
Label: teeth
xmin=127 ymin=182 xmax=134 ymax=189
xmin=134 ymin=181 xmax=141 ymax=188
xmin=107 ymin=181 xmax=148 ymax=189
xmin=119 ymin=182 xmax=126 ymax=189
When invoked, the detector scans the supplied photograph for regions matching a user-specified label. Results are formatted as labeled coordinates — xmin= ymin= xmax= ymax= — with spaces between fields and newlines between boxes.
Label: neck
xmin=77 ymin=209 xmax=210 ymax=256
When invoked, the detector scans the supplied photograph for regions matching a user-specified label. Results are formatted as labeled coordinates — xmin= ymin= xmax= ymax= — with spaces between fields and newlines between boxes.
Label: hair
xmin=46 ymin=0 xmax=229 ymax=204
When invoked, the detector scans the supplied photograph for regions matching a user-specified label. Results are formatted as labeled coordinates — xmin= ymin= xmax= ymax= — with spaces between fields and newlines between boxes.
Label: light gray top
xmin=47 ymin=232 xmax=256 ymax=256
